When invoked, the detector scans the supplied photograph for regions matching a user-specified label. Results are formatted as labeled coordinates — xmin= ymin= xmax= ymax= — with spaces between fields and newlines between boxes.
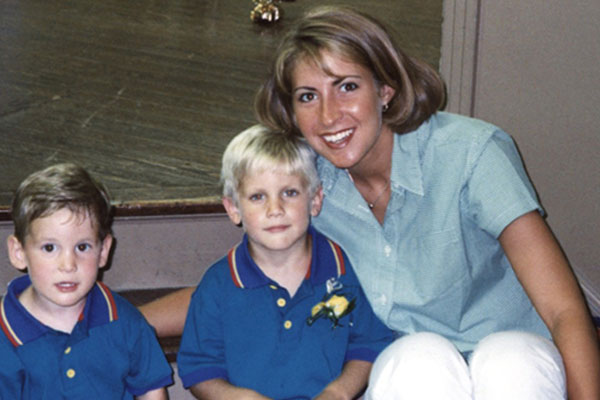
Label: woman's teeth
xmin=324 ymin=129 xmax=352 ymax=143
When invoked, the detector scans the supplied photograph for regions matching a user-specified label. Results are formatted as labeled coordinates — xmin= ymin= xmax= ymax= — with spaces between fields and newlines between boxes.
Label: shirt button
xmin=66 ymin=369 xmax=76 ymax=378
xmin=283 ymin=320 xmax=292 ymax=329
xmin=64 ymin=347 xmax=71 ymax=355
xmin=384 ymin=245 xmax=392 ymax=257
xmin=269 ymin=285 xmax=278 ymax=290
xmin=277 ymin=298 xmax=286 ymax=307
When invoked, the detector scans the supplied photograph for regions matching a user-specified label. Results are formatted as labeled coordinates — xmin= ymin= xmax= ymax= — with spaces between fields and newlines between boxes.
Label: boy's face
xmin=223 ymin=168 xmax=322 ymax=257
xmin=7 ymin=207 xmax=112 ymax=316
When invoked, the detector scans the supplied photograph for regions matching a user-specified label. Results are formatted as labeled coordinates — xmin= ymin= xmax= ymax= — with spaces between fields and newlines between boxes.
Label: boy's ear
xmin=7 ymin=235 xmax=28 ymax=272
xmin=222 ymin=196 xmax=242 ymax=226
xmin=310 ymin=186 xmax=324 ymax=217
xmin=98 ymin=234 xmax=113 ymax=269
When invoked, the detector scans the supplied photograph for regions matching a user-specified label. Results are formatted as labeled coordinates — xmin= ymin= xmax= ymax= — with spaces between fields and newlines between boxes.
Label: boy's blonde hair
xmin=221 ymin=124 xmax=320 ymax=204
xmin=11 ymin=163 xmax=113 ymax=243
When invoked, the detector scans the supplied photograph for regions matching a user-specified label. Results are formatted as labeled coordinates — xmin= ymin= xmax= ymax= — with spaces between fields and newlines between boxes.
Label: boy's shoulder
xmin=87 ymin=281 xmax=141 ymax=323
xmin=196 ymin=226 xmax=358 ymax=291
xmin=88 ymin=283 xmax=162 ymax=340
xmin=309 ymin=226 xmax=358 ymax=284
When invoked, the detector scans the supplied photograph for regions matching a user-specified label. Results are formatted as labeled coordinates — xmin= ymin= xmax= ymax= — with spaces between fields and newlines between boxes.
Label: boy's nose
xmin=59 ymin=252 xmax=77 ymax=272
xmin=266 ymin=198 xmax=284 ymax=216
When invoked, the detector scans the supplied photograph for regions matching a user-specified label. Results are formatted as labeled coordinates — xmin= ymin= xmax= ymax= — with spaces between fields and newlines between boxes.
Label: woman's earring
xmin=382 ymin=103 xmax=389 ymax=113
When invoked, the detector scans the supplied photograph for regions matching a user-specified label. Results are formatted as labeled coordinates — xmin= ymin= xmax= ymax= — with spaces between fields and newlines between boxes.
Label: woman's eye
xmin=298 ymin=92 xmax=316 ymax=103
xmin=340 ymin=82 xmax=358 ymax=92
xmin=42 ymin=244 xmax=55 ymax=253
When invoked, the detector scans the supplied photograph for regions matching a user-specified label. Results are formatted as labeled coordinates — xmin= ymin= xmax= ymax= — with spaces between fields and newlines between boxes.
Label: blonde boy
xmin=0 ymin=163 xmax=172 ymax=399
xmin=177 ymin=125 xmax=393 ymax=399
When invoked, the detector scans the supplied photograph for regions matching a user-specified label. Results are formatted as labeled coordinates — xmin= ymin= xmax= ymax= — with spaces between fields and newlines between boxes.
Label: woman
xmin=252 ymin=5 xmax=599 ymax=399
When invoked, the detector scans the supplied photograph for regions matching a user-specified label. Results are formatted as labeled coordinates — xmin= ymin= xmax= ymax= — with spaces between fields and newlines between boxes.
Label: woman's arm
xmin=190 ymin=378 xmax=272 ymax=400
xmin=139 ymin=287 xmax=194 ymax=337
xmin=314 ymin=360 xmax=372 ymax=400
xmin=500 ymin=211 xmax=600 ymax=400
xmin=136 ymin=387 xmax=168 ymax=400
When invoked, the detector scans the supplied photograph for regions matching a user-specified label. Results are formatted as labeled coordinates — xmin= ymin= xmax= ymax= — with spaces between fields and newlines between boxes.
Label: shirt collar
xmin=0 ymin=275 xmax=118 ymax=347
xmin=391 ymin=127 xmax=425 ymax=196
xmin=227 ymin=225 xmax=346 ymax=289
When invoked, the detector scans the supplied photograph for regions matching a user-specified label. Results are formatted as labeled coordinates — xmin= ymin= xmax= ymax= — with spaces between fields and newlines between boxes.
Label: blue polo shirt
xmin=313 ymin=111 xmax=551 ymax=353
xmin=0 ymin=275 xmax=173 ymax=399
xmin=178 ymin=225 xmax=394 ymax=399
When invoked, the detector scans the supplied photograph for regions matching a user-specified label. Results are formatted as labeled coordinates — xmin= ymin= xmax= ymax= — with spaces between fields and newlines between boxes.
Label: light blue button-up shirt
xmin=313 ymin=112 xmax=550 ymax=353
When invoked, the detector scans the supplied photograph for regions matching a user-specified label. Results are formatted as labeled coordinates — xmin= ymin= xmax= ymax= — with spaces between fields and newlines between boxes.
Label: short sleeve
xmin=0 ymin=336 xmax=26 ymax=398
xmin=464 ymin=130 xmax=542 ymax=238
xmin=177 ymin=268 xmax=229 ymax=388
xmin=120 ymin=300 xmax=174 ymax=396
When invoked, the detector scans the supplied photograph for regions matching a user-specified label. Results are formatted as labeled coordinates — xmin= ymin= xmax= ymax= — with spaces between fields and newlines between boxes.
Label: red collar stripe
xmin=96 ymin=281 xmax=118 ymax=322
xmin=228 ymin=245 xmax=244 ymax=288
xmin=327 ymin=239 xmax=345 ymax=277
xmin=0 ymin=297 xmax=22 ymax=347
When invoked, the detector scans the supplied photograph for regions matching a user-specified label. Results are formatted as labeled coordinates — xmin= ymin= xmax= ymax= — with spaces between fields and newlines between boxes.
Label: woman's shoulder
xmin=425 ymin=111 xmax=507 ymax=144
xmin=408 ymin=112 xmax=516 ymax=167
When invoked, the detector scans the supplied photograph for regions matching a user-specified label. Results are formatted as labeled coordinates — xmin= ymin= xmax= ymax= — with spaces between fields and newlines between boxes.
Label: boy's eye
xmin=249 ymin=193 xmax=264 ymax=201
xmin=76 ymin=243 xmax=92 ymax=252
xmin=283 ymin=189 xmax=299 ymax=197
xmin=42 ymin=244 xmax=55 ymax=253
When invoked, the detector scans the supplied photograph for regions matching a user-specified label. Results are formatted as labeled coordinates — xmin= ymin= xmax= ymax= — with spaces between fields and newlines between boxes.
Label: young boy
xmin=0 ymin=163 xmax=173 ymax=399
xmin=177 ymin=125 xmax=394 ymax=399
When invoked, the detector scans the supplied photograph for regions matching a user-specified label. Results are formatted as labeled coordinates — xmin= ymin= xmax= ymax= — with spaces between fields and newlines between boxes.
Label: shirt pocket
xmin=409 ymin=228 xmax=468 ymax=299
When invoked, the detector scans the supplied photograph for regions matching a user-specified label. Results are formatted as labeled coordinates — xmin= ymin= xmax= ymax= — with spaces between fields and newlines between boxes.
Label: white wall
xmin=441 ymin=0 xmax=600 ymax=313
xmin=0 ymin=214 xmax=243 ymax=292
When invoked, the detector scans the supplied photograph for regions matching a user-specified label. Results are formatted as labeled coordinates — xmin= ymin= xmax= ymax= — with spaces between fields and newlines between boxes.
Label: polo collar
xmin=228 ymin=225 xmax=346 ymax=289
xmin=0 ymin=275 xmax=118 ymax=347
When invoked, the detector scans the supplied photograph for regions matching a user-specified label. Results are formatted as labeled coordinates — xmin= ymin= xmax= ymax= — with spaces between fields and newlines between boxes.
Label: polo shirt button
xmin=66 ymin=369 xmax=76 ymax=378
xmin=269 ymin=285 xmax=278 ymax=290
xmin=277 ymin=298 xmax=286 ymax=307
xmin=64 ymin=347 xmax=72 ymax=354
xmin=283 ymin=320 xmax=292 ymax=329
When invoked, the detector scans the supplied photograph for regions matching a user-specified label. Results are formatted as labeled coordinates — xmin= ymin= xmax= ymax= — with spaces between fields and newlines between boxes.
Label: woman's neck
xmin=346 ymin=128 xmax=394 ymax=224
xmin=347 ymin=126 xmax=394 ymax=182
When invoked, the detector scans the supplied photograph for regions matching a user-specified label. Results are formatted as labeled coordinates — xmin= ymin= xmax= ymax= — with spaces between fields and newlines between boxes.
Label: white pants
xmin=364 ymin=331 xmax=566 ymax=400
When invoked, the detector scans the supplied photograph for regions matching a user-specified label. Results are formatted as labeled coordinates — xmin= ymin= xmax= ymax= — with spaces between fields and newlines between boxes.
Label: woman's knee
xmin=366 ymin=333 xmax=471 ymax=400
xmin=469 ymin=331 xmax=566 ymax=399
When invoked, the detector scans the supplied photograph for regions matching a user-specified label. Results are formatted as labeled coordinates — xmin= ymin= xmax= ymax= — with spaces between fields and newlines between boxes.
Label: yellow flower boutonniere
xmin=307 ymin=278 xmax=356 ymax=328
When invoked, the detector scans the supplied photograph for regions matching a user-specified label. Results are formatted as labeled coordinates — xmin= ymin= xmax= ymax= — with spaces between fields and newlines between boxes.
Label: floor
xmin=0 ymin=0 xmax=443 ymax=220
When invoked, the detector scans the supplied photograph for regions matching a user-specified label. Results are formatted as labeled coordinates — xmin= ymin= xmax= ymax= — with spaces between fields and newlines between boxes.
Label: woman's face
xmin=290 ymin=51 xmax=395 ymax=170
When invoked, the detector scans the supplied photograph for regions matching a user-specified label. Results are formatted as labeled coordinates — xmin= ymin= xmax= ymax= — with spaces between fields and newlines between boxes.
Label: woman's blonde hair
xmin=255 ymin=5 xmax=445 ymax=136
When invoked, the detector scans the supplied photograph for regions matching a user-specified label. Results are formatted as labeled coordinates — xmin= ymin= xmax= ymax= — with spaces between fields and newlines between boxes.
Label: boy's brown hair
xmin=11 ymin=163 xmax=112 ymax=243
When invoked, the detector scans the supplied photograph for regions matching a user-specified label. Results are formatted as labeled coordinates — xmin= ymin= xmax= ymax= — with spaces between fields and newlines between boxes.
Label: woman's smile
xmin=291 ymin=50 xmax=395 ymax=171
